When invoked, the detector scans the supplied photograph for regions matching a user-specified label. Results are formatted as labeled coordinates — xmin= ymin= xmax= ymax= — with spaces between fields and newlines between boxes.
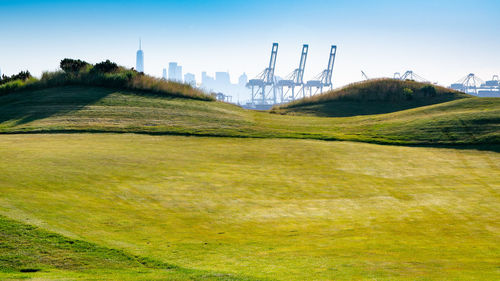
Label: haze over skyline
xmin=1 ymin=0 xmax=499 ymax=88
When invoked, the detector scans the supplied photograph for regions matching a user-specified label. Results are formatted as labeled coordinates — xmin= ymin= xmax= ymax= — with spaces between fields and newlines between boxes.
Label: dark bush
xmin=92 ymin=60 xmax=118 ymax=73
xmin=421 ymin=85 xmax=437 ymax=97
xmin=0 ymin=71 xmax=32 ymax=85
xmin=60 ymin=58 xmax=90 ymax=73
xmin=403 ymin=88 xmax=414 ymax=100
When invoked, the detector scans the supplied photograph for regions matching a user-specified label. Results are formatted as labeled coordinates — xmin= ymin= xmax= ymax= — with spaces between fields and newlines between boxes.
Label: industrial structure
xmin=215 ymin=92 xmax=232 ymax=102
xmin=304 ymin=45 xmax=337 ymax=96
xmin=361 ymin=71 xmax=370 ymax=81
xmin=451 ymin=74 xmax=499 ymax=96
xmin=246 ymin=43 xmax=279 ymax=107
xmin=394 ymin=70 xmax=428 ymax=83
xmin=245 ymin=43 xmax=338 ymax=108
xmin=277 ymin=44 xmax=309 ymax=102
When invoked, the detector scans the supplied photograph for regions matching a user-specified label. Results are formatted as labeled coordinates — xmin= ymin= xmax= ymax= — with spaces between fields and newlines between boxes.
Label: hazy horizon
xmin=1 ymin=0 xmax=499 ymax=88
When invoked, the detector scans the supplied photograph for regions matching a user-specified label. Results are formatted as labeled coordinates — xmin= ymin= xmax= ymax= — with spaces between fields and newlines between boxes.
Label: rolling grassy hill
xmin=0 ymin=85 xmax=498 ymax=146
xmin=272 ymin=79 xmax=471 ymax=117
xmin=0 ymin=134 xmax=498 ymax=280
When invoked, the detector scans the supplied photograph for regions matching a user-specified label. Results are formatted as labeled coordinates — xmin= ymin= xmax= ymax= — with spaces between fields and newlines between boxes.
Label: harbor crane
xmin=246 ymin=43 xmax=279 ymax=105
xmin=277 ymin=44 xmax=309 ymax=102
xmin=304 ymin=45 xmax=337 ymax=96
xmin=398 ymin=70 xmax=429 ymax=83
xmin=487 ymin=75 xmax=499 ymax=86
xmin=361 ymin=70 xmax=369 ymax=81
xmin=450 ymin=73 xmax=485 ymax=95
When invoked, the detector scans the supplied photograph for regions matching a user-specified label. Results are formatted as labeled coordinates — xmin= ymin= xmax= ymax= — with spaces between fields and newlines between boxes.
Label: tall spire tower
xmin=136 ymin=39 xmax=144 ymax=73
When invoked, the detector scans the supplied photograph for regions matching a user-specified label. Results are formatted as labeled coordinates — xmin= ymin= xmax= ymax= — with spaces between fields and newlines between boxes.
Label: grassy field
xmin=0 ymin=86 xmax=498 ymax=146
xmin=1 ymin=215 xmax=260 ymax=281
xmin=0 ymin=134 xmax=499 ymax=280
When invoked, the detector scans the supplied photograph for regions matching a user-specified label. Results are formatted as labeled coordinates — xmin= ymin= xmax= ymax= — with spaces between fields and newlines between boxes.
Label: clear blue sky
xmin=1 ymin=0 xmax=499 ymax=87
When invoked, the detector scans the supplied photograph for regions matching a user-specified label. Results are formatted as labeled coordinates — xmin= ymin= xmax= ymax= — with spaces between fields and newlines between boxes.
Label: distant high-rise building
xmin=238 ymin=73 xmax=248 ymax=86
xmin=136 ymin=39 xmax=144 ymax=73
xmin=168 ymin=62 xmax=183 ymax=82
xmin=184 ymin=73 xmax=196 ymax=86
xmin=168 ymin=62 xmax=178 ymax=81
xmin=162 ymin=68 xmax=167 ymax=80
xmin=200 ymin=70 xmax=251 ymax=103
xmin=216 ymin=72 xmax=230 ymax=85
xmin=176 ymin=65 xmax=183 ymax=82
xmin=202 ymin=72 xmax=208 ymax=84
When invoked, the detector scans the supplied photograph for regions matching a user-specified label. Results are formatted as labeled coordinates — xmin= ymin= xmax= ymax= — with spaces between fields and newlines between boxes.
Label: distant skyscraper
xmin=184 ymin=73 xmax=196 ymax=86
xmin=200 ymin=71 xmax=251 ymax=103
xmin=176 ymin=65 xmax=183 ymax=82
xmin=168 ymin=62 xmax=178 ymax=81
xmin=162 ymin=68 xmax=167 ymax=80
xmin=238 ymin=73 xmax=248 ymax=86
xmin=168 ymin=62 xmax=183 ymax=82
xmin=202 ymin=72 xmax=208 ymax=84
xmin=216 ymin=72 xmax=230 ymax=85
xmin=136 ymin=39 xmax=144 ymax=73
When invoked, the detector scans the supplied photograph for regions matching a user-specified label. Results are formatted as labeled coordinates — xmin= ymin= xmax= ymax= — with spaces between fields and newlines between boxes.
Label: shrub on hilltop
xmin=0 ymin=71 xmax=36 ymax=94
xmin=91 ymin=60 xmax=118 ymax=73
xmin=0 ymin=59 xmax=213 ymax=101
xmin=60 ymin=59 xmax=91 ymax=74
xmin=0 ymin=70 xmax=33 ymax=85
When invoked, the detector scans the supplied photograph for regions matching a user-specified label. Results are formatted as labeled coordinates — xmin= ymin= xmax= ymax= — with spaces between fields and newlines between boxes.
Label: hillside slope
xmin=0 ymin=86 xmax=251 ymax=135
xmin=0 ymin=214 xmax=259 ymax=280
xmin=0 ymin=85 xmax=498 ymax=146
xmin=272 ymin=79 xmax=471 ymax=117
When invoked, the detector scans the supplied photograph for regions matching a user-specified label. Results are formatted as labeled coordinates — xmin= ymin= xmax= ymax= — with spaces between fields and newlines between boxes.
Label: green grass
xmin=0 ymin=215 xmax=173 ymax=273
xmin=0 ymin=85 xmax=498 ymax=146
xmin=272 ymin=79 xmax=470 ymax=117
xmin=0 ymin=134 xmax=499 ymax=280
xmin=0 ymin=210 xmax=261 ymax=280
xmin=0 ymin=82 xmax=498 ymax=280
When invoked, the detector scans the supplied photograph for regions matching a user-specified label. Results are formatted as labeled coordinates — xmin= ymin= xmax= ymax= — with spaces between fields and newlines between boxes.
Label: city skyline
xmin=1 ymin=0 xmax=499 ymax=90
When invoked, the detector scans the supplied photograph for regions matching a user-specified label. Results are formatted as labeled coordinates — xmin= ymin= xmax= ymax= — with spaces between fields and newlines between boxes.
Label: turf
xmin=0 ymin=134 xmax=498 ymax=280
xmin=0 ymin=214 xmax=261 ymax=280
xmin=0 ymin=215 xmax=172 ymax=274
xmin=0 ymin=86 xmax=498 ymax=146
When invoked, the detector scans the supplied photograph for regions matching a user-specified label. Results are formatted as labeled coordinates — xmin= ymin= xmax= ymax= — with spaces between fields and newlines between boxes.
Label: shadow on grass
xmin=0 ymin=86 xmax=114 ymax=126
xmin=282 ymin=98 xmax=461 ymax=117
xmin=0 ymin=215 xmax=264 ymax=280
xmin=1 ymin=129 xmax=498 ymax=153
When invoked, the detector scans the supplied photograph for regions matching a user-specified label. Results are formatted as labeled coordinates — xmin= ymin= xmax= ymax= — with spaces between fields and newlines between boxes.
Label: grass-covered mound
xmin=0 ymin=59 xmax=212 ymax=101
xmin=0 ymin=85 xmax=498 ymax=146
xmin=272 ymin=79 xmax=471 ymax=117
xmin=0 ymin=85 xmax=249 ymax=135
